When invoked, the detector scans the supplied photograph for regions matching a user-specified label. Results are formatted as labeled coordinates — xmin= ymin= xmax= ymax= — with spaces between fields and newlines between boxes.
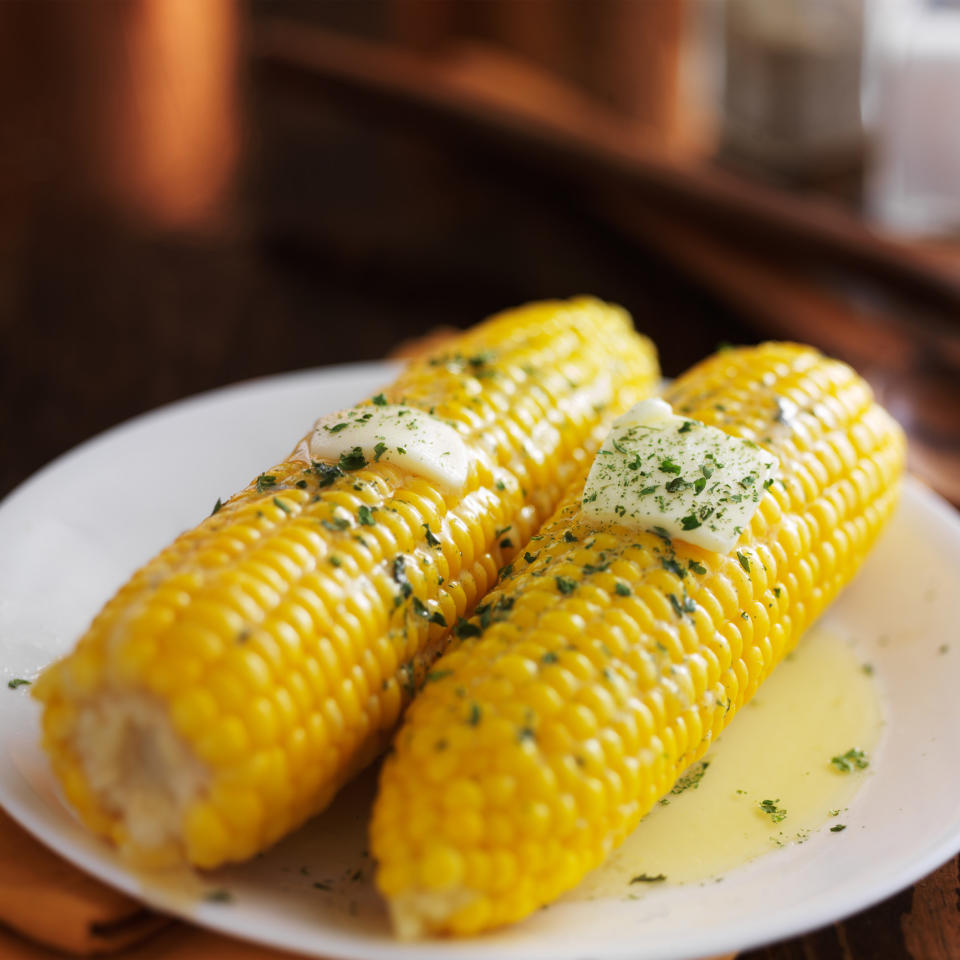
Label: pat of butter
xmin=581 ymin=398 xmax=778 ymax=553
xmin=309 ymin=404 xmax=469 ymax=492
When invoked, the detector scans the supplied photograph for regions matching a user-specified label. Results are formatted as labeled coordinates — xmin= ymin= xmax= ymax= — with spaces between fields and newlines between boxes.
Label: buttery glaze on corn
xmin=33 ymin=298 xmax=659 ymax=869
xmin=371 ymin=342 xmax=905 ymax=937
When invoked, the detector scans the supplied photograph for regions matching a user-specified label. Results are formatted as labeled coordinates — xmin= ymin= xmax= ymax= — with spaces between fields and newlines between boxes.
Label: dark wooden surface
xmin=0 ymin=6 xmax=958 ymax=959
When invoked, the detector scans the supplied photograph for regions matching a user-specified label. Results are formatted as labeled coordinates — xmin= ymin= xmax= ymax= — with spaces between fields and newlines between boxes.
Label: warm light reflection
xmin=107 ymin=0 xmax=238 ymax=228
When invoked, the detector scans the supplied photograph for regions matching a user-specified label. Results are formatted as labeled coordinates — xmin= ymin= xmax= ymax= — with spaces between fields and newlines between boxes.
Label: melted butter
xmin=581 ymin=398 xmax=778 ymax=553
xmin=567 ymin=624 xmax=883 ymax=900
xmin=309 ymin=404 xmax=469 ymax=492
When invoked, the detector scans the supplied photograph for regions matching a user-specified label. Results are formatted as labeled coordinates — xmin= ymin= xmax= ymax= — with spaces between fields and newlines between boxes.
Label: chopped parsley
xmin=423 ymin=524 xmax=441 ymax=547
xmin=669 ymin=761 xmax=709 ymax=796
xmin=678 ymin=421 xmax=694 ymax=434
xmin=373 ymin=441 xmax=388 ymax=462
xmin=563 ymin=530 xmax=578 ymax=543
xmin=338 ymin=447 xmax=367 ymax=472
xmin=555 ymin=576 xmax=577 ymax=595
xmin=321 ymin=517 xmax=349 ymax=532
xmin=759 ymin=799 xmax=787 ymax=823
xmin=392 ymin=556 xmax=412 ymax=599
xmin=831 ymin=748 xmax=869 ymax=773
xmin=273 ymin=497 xmax=291 ymax=514
xmin=311 ymin=461 xmax=342 ymax=487
xmin=668 ymin=592 xmax=696 ymax=616
xmin=372 ymin=393 xmax=388 ymax=406
xmin=615 ymin=583 xmax=632 ymax=597
xmin=830 ymin=824 xmax=847 ymax=833
xmin=523 ymin=551 xmax=539 ymax=564
xmin=204 ymin=889 xmax=233 ymax=903
xmin=425 ymin=669 xmax=453 ymax=683
xmin=661 ymin=557 xmax=687 ymax=579
xmin=680 ymin=514 xmax=701 ymax=531
xmin=357 ymin=505 xmax=376 ymax=526
xmin=255 ymin=473 xmax=277 ymax=494
xmin=7 ymin=678 xmax=30 ymax=690
xmin=688 ymin=560 xmax=707 ymax=575
xmin=659 ymin=458 xmax=681 ymax=475
xmin=211 ymin=497 xmax=223 ymax=516
xmin=467 ymin=703 xmax=482 ymax=725
xmin=630 ymin=873 xmax=666 ymax=884
xmin=454 ymin=618 xmax=482 ymax=639
xmin=736 ymin=551 xmax=751 ymax=573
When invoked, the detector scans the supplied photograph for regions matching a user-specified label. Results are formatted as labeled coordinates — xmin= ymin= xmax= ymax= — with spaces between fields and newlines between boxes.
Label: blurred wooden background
xmin=0 ymin=3 xmax=957 ymax=957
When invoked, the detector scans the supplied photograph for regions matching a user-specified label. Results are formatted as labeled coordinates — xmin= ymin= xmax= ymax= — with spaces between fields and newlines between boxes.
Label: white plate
xmin=1 ymin=362 xmax=960 ymax=960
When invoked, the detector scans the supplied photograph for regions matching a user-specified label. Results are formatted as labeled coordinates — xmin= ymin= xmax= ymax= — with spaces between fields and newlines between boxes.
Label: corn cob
xmin=33 ymin=298 xmax=659 ymax=869
xmin=371 ymin=342 xmax=906 ymax=937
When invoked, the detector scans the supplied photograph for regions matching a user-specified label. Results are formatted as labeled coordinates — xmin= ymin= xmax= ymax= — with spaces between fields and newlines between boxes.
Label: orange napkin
xmin=0 ymin=811 xmax=293 ymax=958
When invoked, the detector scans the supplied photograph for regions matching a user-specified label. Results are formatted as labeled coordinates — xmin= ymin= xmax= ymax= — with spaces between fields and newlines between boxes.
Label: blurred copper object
xmin=104 ymin=0 xmax=239 ymax=228
xmin=253 ymin=19 xmax=959 ymax=503
xmin=0 ymin=0 xmax=238 ymax=232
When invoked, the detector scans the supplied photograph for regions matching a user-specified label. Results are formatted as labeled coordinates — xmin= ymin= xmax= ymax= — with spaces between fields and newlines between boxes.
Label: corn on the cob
xmin=33 ymin=298 xmax=659 ymax=869
xmin=371 ymin=342 xmax=906 ymax=937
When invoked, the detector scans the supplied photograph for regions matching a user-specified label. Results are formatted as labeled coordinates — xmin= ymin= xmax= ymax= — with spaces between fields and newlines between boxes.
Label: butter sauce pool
xmin=566 ymin=624 xmax=883 ymax=899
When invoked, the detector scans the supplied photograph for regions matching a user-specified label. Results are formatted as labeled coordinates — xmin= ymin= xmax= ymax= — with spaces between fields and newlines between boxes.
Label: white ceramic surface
xmin=1 ymin=362 xmax=959 ymax=960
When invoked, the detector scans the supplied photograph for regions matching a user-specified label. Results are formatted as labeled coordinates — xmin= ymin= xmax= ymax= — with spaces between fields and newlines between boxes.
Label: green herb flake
xmin=615 ymin=583 xmax=631 ymax=597
xmin=7 ymin=678 xmax=30 ymax=690
xmin=326 ymin=422 xmax=349 ymax=433
xmin=425 ymin=669 xmax=453 ymax=683
xmin=372 ymin=393 xmax=388 ymax=406
xmin=659 ymin=458 xmax=681 ymax=475
xmin=670 ymin=761 xmax=709 ymax=795
xmin=273 ymin=497 xmax=292 ymax=514
xmin=357 ymin=505 xmax=376 ymax=526
xmin=630 ymin=873 xmax=666 ymax=884
xmin=312 ymin=462 xmax=342 ymax=487
xmin=759 ymin=799 xmax=787 ymax=823
xmin=392 ymin=556 xmax=413 ymax=599
xmin=338 ymin=447 xmax=367 ymax=471
xmin=329 ymin=555 xmax=342 ymax=567
xmin=454 ymin=618 xmax=482 ymax=640
xmin=688 ymin=560 xmax=707 ymax=575
xmin=255 ymin=473 xmax=277 ymax=494
xmin=495 ymin=479 xmax=507 ymax=491
xmin=680 ymin=514 xmax=701 ymax=531
xmin=661 ymin=557 xmax=687 ymax=579
xmin=563 ymin=530 xmax=578 ymax=543
xmin=411 ymin=597 xmax=431 ymax=619
xmin=211 ymin=497 xmax=223 ymax=516
xmin=423 ymin=524 xmax=441 ymax=547
xmin=831 ymin=748 xmax=869 ymax=773
xmin=204 ymin=889 xmax=233 ymax=903
xmin=555 ymin=576 xmax=577 ymax=595
xmin=678 ymin=421 xmax=694 ymax=434
xmin=541 ymin=651 xmax=559 ymax=664
xmin=373 ymin=441 xmax=388 ymax=462
xmin=467 ymin=703 xmax=482 ymax=726
xmin=523 ymin=551 xmax=539 ymax=565
xmin=321 ymin=517 xmax=350 ymax=532
xmin=830 ymin=824 xmax=847 ymax=833
xmin=736 ymin=551 xmax=751 ymax=573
